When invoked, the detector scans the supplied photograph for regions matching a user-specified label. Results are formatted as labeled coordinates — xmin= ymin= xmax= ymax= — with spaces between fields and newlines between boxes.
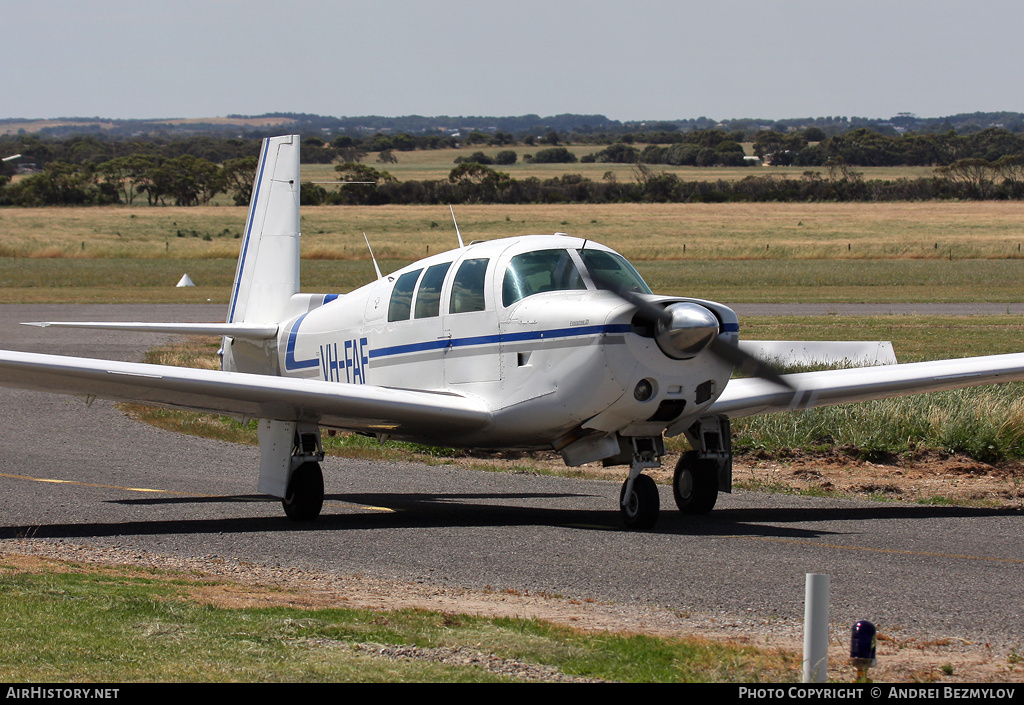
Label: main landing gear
xmin=618 ymin=416 xmax=732 ymax=529
xmin=258 ymin=419 xmax=326 ymax=522
xmin=282 ymin=461 xmax=324 ymax=521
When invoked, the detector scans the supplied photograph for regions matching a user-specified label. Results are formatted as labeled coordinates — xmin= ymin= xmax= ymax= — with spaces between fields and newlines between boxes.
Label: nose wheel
xmin=620 ymin=473 xmax=659 ymax=529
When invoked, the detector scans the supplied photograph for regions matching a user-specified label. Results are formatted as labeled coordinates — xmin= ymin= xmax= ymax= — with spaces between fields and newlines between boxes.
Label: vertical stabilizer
xmin=227 ymin=135 xmax=301 ymax=326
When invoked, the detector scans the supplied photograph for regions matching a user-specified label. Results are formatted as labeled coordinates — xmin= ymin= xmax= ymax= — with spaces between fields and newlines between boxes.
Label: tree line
xmin=4 ymin=129 xmax=1024 ymax=206
xmin=310 ymin=161 xmax=1024 ymax=205
xmin=0 ymin=155 xmax=257 ymax=206
xmin=4 ymin=154 xmax=1024 ymax=207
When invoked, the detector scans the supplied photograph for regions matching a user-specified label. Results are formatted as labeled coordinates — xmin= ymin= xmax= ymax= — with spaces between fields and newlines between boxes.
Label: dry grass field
xmin=2 ymin=201 xmax=1024 ymax=303
xmin=3 ymin=201 xmax=1023 ymax=259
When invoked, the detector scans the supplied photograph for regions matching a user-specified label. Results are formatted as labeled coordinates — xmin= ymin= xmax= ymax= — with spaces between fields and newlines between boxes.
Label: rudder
xmin=227 ymin=134 xmax=301 ymax=327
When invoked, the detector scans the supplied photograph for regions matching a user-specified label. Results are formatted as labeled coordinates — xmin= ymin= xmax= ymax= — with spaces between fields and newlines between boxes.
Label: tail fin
xmin=227 ymin=135 xmax=301 ymax=326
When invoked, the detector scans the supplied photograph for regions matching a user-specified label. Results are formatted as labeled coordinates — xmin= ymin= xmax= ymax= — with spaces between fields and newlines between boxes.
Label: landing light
xmin=633 ymin=378 xmax=655 ymax=402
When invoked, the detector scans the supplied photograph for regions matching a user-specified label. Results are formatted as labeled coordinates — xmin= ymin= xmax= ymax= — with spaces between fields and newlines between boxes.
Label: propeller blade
xmin=709 ymin=337 xmax=794 ymax=390
xmin=593 ymin=273 xmax=793 ymax=389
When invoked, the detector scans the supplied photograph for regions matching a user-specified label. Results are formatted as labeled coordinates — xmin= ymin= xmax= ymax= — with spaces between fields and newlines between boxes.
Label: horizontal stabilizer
xmin=739 ymin=340 xmax=897 ymax=366
xmin=22 ymin=321 xmax=278 ymax=340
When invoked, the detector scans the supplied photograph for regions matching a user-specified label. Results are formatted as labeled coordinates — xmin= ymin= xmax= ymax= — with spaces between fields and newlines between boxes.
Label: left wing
xmin=22 ymin=321 xmax=278 ymax=340
xmin=710 ymin=352 xmax=1024 ymax=418
xmin=0 ymin=350 xmax=493 ymax=441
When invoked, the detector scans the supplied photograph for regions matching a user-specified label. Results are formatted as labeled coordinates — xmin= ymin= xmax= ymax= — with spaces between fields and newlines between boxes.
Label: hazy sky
xmin=4 ymin=0 xmax=1022 ymax=122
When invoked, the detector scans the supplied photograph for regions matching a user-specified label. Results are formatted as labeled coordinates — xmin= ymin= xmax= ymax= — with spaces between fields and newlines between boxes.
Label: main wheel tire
xmin=673 ymin=451 xmax=719 ymax=514
xmin=619 ymin=474 xmax=660 ymax=530
xmin=282 ymin=461 xmax=324 ymax=521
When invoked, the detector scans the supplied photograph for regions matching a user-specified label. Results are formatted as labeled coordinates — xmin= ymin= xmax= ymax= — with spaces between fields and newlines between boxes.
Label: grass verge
xmin=0 ymin=554 xmax=794 ymax=683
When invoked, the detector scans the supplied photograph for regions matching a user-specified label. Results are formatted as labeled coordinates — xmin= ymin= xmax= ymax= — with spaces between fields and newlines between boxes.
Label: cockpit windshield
xmin=502 ymin=249 xmax=586 ymax=306
xmin=577 ymin=249 xmax=652 ymax=295
xmin=501 ymin=247 xmax=652 ymax=306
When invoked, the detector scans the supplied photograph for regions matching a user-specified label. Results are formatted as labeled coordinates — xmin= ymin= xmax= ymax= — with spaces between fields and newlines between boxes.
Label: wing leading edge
xmin=22 ymin=321 xmax=278 ymax=340
xmin=709 ymin=352 xmax=1024 ymax=419
xmin=0 ymin=350 xmax=492 ymax=441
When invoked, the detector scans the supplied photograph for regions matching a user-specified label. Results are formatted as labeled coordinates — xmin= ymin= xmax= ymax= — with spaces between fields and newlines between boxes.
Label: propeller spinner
xmin=603 ymin=284 xmax=794 ymax=390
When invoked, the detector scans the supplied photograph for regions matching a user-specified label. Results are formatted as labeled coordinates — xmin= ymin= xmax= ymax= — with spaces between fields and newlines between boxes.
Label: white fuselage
xmin=270 ymin=235 xmax=737 ymax=449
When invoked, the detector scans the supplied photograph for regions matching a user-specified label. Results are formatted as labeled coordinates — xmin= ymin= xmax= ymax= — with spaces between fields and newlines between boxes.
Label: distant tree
xmin=530 ymin=147 xmax=577 ymax=164
xmin=449 ymin=162 xmax=490 ymax=182
xmin=222 ymin=156 xmax=259 ymax=205
xmin=464 ymin=131 xmax=490 ymax=146
xmin=593 ymin=143 xmax=639 ymax=163
xmin=98 ymin=154 xmax=154 ymax=204
xmin=163 ymin=155 xmax=223 ymax=206
xmin=824 ymin=158 xmax=862 ymax=182
xmin=367 ymin=133 xmax=393 ymax=152
xmin=335 ymin=162 xmax=396 ymax=185
xmin=994 ymin=154 xmax=1024 ymax=183
xmin=300 ymin=182 xmax=327 ymax=206
xmin=936 ymin=158 xmax=997 ymax=198
xmin=377 ymin=149 xmax=398 ymax=164
xmin=454 ymin=151 xmax=493 ymax=165
xmin=803 ymin=126 xmax=826 ymax=142
xmin=489 ymin=131 xmax=516 ymax=146
xmin=390 ymin=133 xmax=417 ymax=151
xmin=336 ymin=146 xmax=367 ymax=163
xmin=493 ymin=150 xmax=517 ymax=165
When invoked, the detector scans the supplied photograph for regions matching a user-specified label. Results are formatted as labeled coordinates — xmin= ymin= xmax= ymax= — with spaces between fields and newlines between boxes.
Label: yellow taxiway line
xmin=0 ymin=472 xmax=394 ymax=512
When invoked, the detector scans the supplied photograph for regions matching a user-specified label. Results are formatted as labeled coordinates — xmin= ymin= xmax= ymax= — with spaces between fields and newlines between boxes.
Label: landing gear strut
xmin=258 ymin=419 xmax=326 ymax=522
xmin=619 ymin=436 xmax=663 ymax=530
xmin=620 ymin=474 xmax=659 ymax=529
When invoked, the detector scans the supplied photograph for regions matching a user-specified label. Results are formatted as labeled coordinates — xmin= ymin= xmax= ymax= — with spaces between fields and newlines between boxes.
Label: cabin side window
xmin=414 ymin=262 xmax=452 ymax=319
xmin=387 ymin=269 xmax=422 ymax=322
xmin=502 ymin=249 xmax=585 ymax=307
xmin=449 ymin=258 xmax=489 ymax=314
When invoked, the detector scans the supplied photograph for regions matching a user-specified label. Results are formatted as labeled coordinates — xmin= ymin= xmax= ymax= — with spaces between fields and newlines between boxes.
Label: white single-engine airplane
xmin=5 ymin=134 xmax=1024 ymax=529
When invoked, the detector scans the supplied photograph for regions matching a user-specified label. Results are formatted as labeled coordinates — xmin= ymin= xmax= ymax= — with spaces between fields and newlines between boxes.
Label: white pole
xmin=802 ymin=573 xmax=830 ymax=683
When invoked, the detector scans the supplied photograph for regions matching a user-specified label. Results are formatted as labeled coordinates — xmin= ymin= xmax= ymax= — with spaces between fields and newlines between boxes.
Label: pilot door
xmin=443 ymin=257 xmax=502 ymax=384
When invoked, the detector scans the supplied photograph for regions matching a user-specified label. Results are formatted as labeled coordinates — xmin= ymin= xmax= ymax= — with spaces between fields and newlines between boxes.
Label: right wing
xmin=709 ymin=352 xmax=1024 ymax=419
xmin=0 ymin=350 xmax=493 ymax=441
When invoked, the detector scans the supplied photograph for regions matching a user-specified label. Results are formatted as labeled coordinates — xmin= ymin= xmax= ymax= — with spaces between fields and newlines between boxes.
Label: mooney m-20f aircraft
xmin=5 ymin=134 xmax=1024 ymax=529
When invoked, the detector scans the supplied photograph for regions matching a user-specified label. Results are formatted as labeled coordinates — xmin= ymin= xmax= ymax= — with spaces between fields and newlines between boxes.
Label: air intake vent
xmin=647 ymin=399 xmax=687 ymax=422
xmin=695 ymin=380 xmax=715 ymax=404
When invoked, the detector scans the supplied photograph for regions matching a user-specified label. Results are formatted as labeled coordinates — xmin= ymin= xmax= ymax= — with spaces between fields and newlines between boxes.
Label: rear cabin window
xmin=502 ymin=249 xmax=585 ymax=307
xmin=387 ymin=269 xmax=422 ymax=322
xmin=414 ymin=262 xmax=452 ymax=319
xmin=449 ymin=258 xmax=489 ymax=313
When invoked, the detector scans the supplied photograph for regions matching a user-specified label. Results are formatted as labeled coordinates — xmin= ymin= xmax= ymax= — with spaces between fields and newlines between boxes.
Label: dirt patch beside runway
xmin=460 ymin=447 xmax=1024 ymax=510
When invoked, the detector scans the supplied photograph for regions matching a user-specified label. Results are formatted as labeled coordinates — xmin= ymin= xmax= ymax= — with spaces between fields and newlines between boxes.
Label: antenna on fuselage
xmin=449 ymin=205 xmax=466 ymax=249
xmin=363 ymin=232 xmax=383 ymax=280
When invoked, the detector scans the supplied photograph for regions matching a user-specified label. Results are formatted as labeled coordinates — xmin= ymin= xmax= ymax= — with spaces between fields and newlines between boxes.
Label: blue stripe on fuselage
xmin=284 ymin=313 xmax=320 ymax=370
xmin=283 ymin=318 xmax=741 ymax=373
xmin=282 ymin=321 xmax=634 ymax=372
xmin=368 ymin=324 xmax=632 ymax=360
